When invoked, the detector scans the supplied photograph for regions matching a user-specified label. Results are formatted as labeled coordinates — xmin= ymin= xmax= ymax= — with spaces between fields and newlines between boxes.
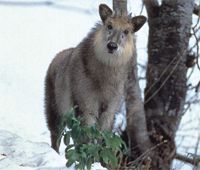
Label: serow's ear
xmin=131 ymin=15 xmax=147 ymax=32
xmin=99 ymin=4 xmax=113 ymax=23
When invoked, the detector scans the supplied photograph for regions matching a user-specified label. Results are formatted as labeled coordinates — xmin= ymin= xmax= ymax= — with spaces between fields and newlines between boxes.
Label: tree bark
xmin=112 ymin=0 xmax=194 ymax=169
xmin=144 ymin=0 xmax=194 ymax=169
xmin=113 ymin=0 xmax=127 ymax=16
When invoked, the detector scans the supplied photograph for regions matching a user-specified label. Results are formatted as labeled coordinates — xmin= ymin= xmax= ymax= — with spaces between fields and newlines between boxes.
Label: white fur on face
xmin=94 ymin=27 xmax=134 ymax=66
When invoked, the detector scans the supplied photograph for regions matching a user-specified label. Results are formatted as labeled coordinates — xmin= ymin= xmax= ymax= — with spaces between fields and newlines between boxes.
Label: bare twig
xmin=128 ymin=140 xmax=168 ymax=167
xmin=138 ymin=63 xmax=147 ymax=70
xmin=145 ymin=50 xmax=185 ymax=104
xmin=187 ymin=66 xmax=195 ymax=81
xmin=192 ymin=22 xmax=200 ymax=71
xmin=175 ymin=153 xmax=200 ymax=167
xmin=194 ymin=134 xmax=200 ymax=165
xmin=139 ymin=1 xmax=145 ymax=15
xmin=196 ymin=81 xmax=200 ymax=92
xmin=144 ymin=55 xmax=177 ymax=97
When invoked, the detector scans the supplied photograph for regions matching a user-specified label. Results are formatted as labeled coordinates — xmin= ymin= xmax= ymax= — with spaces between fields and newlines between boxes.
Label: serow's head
xmin=98 ymin=4 xmax=146 ymax=55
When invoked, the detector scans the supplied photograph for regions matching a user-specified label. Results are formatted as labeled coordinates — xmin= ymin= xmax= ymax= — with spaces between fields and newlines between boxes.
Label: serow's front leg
xmin=98 ymin=98 xmax=121 ymax=131
xmin=77 ymin=96 xmax=99 ymax=127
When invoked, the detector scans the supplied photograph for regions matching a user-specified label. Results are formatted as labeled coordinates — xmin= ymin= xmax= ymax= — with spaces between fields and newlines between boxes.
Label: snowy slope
xmin=0 ymin=130 xmax=67 ymax=170
xmin=0 ymin=130 xmax=106 ymax=170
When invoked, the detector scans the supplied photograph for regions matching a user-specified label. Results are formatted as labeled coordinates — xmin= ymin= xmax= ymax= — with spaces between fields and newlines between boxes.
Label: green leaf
xmin=63 ymin=132 xmax=71 ymax=146
xmin=79 ymin=146 xmax=88 ymax=159
xmin=100 ymin=149 xmax=109 ymax=164
xmin=65 ymin=144 xmax=74 ymax=153
xmin=66 ymin=159 xmax=74 ymax=167
xmin=100 ymin=148 xmax=118 ymax=167
xmin=110 ymin=135 xmax=123 ymax=149
xmin=66 ymin=149 xmax=79 ymax=161
xmin=108 ymin=151 xmax=118 ymax=167
xmin=63 ymin=108 xmax=126 ymax=169
xmin=71 ymin=126 xmax=82 ymax=142
xmin=102 ymin=132 xmax=123 ymax=150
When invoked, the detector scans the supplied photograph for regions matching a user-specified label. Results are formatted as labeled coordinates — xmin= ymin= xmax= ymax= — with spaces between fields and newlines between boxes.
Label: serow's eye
xmin=124 ymin=29 xmax=129 ymax=35
xmin=107 ymin=24 xmax=113 ymax=30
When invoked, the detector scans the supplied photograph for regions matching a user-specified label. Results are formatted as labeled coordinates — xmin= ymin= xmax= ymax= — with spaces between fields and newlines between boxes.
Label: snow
xmin=0 ymin=130 xmax=108 ymax=170
xmin=0 ymin=130 xmax=67 ymax=170
xmin=0 ymin=0 xmax=199 ymax=170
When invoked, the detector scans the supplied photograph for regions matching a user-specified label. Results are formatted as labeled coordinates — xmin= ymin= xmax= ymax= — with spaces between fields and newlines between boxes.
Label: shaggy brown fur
xmin=44 ymin=4 xmax=146 ymax=152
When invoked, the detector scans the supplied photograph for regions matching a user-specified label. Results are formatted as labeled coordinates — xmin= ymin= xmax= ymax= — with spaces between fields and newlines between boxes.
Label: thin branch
xmin=145 ymin=50 xmax=184 ymax=104
xmin=196 ymin=81 xmax=200 ymax=92
xmin=128 ymin=140 xmax=168 ymax=167
xmin=144 ymin=55 xmax=177 ymax=96
xmin=187 ymin=66 xmax=195 ymax=80
xmin=139 ymin=1 xmax=145 ymax=15
xmin=185 ymin=98 xmax=200 ymax=105
xmin=192 ymin=33 xmax=200 ymax=71
xmin=138 ymin=63 xmax=147 ymax=70
xmin=175 ymin=153 xmax=200 ymax=167
xmin=194 ymin=134 xmax=200 ymax=165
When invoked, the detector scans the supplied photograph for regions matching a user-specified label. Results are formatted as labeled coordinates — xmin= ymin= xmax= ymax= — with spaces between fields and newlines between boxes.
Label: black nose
xmin=107 ymin=42 xmax=118 ymax=51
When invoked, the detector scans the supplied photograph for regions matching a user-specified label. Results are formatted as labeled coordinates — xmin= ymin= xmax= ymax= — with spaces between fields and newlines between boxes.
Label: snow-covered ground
xmin=0 ymin=130 xmax=68 ymax=170
xmin=0 ymin=0 xmax=199 ymax=170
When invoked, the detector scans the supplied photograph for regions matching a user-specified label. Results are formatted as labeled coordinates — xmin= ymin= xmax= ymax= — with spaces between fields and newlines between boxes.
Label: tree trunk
xmin=113 ymin=0 xmax=127 ymax=16
xmin=144 ymin=0 xmax=194 ymax=169
xmin=112 ymin=0 xmax=194 ymax=169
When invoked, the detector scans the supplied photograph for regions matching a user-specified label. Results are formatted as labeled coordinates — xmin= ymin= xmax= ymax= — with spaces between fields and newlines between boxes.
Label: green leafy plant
xmin=62 ymin=109 xmax=127 ymax=170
